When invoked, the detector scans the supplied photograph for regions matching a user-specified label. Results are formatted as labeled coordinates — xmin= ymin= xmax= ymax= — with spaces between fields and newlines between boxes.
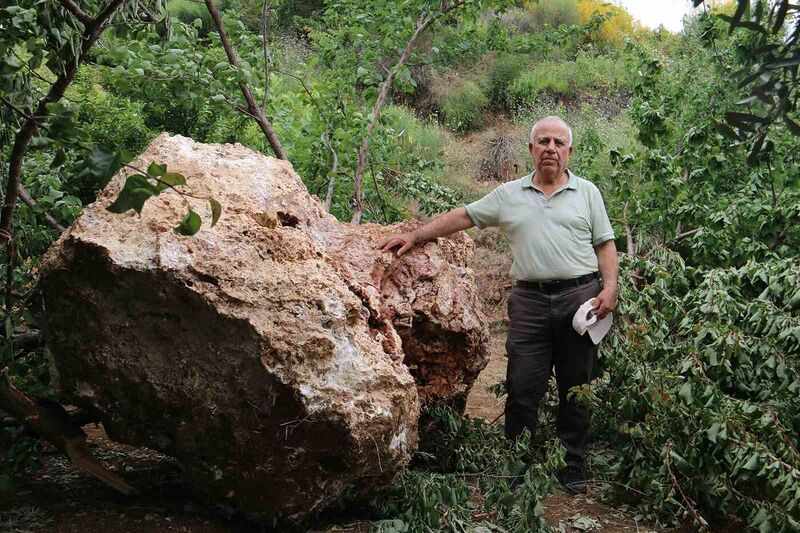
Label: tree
xmin=695 ymin=0 xmax=800 ymax=162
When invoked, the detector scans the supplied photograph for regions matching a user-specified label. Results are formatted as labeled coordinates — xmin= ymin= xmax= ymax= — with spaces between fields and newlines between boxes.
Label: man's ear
xmin=528 ymin=142 xmax=534 ymax=155
xmin=568 ymin=146 xmax=574 ymax=156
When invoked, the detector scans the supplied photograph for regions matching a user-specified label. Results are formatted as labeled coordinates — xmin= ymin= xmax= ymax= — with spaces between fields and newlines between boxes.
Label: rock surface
xmin=37 ymin=134 xmax=489 ymax=519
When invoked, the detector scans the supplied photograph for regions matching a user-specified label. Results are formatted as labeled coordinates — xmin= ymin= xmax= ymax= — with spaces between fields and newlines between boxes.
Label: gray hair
xmin=530 ymin=116 xmax=573 ymax=147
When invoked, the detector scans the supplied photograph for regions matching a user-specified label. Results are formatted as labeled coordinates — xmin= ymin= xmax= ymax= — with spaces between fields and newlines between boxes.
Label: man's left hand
xmin=592 ymin=285 xmax=618 ymax=319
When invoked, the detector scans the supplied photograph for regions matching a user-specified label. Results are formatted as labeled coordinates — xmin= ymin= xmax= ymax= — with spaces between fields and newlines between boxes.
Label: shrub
xmin=509 ymin=54 xmax=632 ymax=107
xmin=509 ymin=64 xmax=571 ymax=105
xmin=487 ymin=53 xmax=526 ymax=109
xmin=501 ymin=1 xmax=579 ymax=34
xmin=524 ymin=0 xmax=579 ymax=30
xmin=576 ymin=0 xmax=636 ymax=46
xmin=439 ymin=80 xmax=487 ymax=133
xmin=382 ymin=105 xmax=445 ymax=168
xmin=68 ymin=69 xmax=156 ymax=154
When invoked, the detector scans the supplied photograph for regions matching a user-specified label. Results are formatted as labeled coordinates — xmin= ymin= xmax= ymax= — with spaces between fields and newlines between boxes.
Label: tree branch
xmin=57 ymin=0 xmax=94 ymax=26
xmin=322 ymin=129 xmax=339 ymax=212
xmin=625 ymin=223 xmax=636 ymax=258
xmin=0 ymin=372 xmax=134 ymax=494
xmin=351 ymin=11 xmax=435 ymax=224
xmin=674 ymin=228 xmax=701 ymax=240
xmin=204 ymin=0 xmax=287 ymax=160
xmin=261 ymin=0 xmax=272 ymax=115
xmin=17 ymin=186 xmax=66 ymax=233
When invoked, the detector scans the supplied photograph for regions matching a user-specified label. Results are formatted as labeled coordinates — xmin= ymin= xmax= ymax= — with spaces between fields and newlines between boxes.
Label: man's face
xmin=529 ymin=120 xmax=573 ymax=179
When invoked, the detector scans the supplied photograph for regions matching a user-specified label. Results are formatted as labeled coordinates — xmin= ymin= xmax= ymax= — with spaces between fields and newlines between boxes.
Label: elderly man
xmin=377 ymin=116 xmax=618 ymax=492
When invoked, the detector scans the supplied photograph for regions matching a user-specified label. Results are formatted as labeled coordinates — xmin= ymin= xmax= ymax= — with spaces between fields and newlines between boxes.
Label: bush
xmin=501 ymin=1 xmax=579 ymax=34
xmin=438 ymin=80 xmax=487 ymax=133
xmin=524 ymin=0 xmax=579 ymax=30
xmin=68 ymin=69 xmax=156 ymax=154
xmin=576 ymin=0 xmax=637 ymax=46
xmin=509 ymin=54 xmax=632 ymax=106
xmin=509 ymin=64 xmax=572 ymax=104
xmin=382 ymin=105 xmax=445 ymax=168
xmin=487 ymin=53 xmax=526 ymax=109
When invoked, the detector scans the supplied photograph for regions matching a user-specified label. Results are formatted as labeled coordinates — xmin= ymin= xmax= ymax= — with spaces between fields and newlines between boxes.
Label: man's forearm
xmin=595 ymin=239 xmax=619 ymax=289
xmin=413 ymin=207 xmax=475 ymax=241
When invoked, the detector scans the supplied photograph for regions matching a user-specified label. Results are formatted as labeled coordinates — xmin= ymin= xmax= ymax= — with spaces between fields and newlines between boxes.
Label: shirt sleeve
xmin=464 ymin=185 xmax=504 ymax=229
xmin=589 ymin=186 xmax=615 ymax=246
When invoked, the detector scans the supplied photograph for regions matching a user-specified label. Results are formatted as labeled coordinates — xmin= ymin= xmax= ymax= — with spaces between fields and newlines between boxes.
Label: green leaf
xmin=79 ymin=148 xmax=123 ymax=181
xmin=764 ymin=56 xmax=800 ymax=70
xmin=106 ymin=174 xmax=159 ymax=214
xmin=159 ymin=172 xmax=187 ymax=188
xmin=50 ymin=148 xmax=66 ymax=169
xmin=725 ymin=111 xmax=766 ymax=125
xmin=174 ymin=209 xmax=202 ymax=235
xmin=783 ymin=114 xmax=800 ymax=136
xmin=209 ymin=198 xmax=221 ymax=227
xmin=679 ymin=382 xmax=694 ymax=404
xmin=147 ymin=162 xmax=167 ymax=177
xmin=714 ymin=121 xmax=739 ymax=140
xmin=707 ymin=422 xmax=720 ymax=443
xmin=211 ymin=94 xmax=226 ymax=103
xmin=729 ymin=0 xmax=748 ymax=34
xmin=743 ymin=453 xmax=760 ymax=471
xmin=533 ymin=500 xmax=545 ymax=517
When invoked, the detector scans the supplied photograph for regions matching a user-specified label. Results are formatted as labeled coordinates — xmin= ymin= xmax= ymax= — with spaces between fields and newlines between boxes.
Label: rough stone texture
xmin=36 ymin=134 xmax=489 ymax=519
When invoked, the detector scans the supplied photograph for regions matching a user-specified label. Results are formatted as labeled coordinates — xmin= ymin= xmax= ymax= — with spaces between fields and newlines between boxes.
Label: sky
xmin=614 ymin=0 xmax=700 ymax=33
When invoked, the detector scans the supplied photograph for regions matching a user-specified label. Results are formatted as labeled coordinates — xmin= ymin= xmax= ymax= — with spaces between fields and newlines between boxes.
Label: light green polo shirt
xmin=465 ymin=171 xmax=615 ymax=281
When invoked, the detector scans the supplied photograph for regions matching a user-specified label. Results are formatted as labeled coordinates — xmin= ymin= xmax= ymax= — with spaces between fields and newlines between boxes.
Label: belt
xmin=516 ymin=272 xmax=599 ymax=294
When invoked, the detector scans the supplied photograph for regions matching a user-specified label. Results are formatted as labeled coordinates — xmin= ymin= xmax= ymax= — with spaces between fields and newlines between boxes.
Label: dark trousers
xmin=504 ymin=278 xmax=601 ymax=466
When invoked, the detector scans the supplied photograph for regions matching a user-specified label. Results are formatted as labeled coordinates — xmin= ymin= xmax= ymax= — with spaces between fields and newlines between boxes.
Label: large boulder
xmin=36 ymin=134 xmax=489 ymax=519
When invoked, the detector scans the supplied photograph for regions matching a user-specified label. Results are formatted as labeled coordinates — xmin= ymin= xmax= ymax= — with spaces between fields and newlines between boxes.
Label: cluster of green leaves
xmin=438 ymin=79 xmax=488 ymax=133
xmin=692 ymin=0 xmax=800 ymax=162
xmin=581 ymin=253 xmax=800 ymax=531
xmin=508 ymin=52 xmax=633 ymax=108
xmin=368 ymin=405 xmax=564 ymax=532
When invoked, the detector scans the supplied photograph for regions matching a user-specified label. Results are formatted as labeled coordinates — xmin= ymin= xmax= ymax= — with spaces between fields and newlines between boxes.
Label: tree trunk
xmin=204 ymin=0 xmax=287 ymax=160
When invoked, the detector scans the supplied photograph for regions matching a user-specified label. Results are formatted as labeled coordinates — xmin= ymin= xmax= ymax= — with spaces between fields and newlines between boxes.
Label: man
xmin=376 ymin=116 xmax=619 ymax=493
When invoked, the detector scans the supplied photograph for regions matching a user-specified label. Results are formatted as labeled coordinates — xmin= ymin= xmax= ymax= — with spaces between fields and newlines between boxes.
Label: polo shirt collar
xmin=522 ymin=170 xmax=578 ymax=190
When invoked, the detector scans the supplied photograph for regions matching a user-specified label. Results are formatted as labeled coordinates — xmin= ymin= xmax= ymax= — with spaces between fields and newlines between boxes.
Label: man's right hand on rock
xmin=376 ymin=232 xmax=418 ymax=256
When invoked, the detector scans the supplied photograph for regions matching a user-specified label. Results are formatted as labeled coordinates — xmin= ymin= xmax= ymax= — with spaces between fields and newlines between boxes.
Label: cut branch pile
xmin=475 ymin=134 xmax=518 ymax=182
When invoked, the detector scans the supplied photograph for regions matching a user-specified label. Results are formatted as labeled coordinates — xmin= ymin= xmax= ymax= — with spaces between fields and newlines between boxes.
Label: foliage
xmin=576 ymin=0 xmax=638 ymax=46
xmin=692 ymin=0 xmax=800 ymax=164
xmin=487 ymin=53 xmax=526 ymax=110
xmin=581 ymin=253 xmax=800 ymax=530
xmin=508 ymin=52 xmax=632 ymax=105
xmin=438 ymin=79 xmax=488 ymax=133
xmin=382 ymin=105 xmax=445 ymax=169
xmin=501 ymin=0 xmax=579 ymax=34
xmin=369 ymin=405 xmax=563 ymax=532
xmin=2 ymin=1 xmax=799 ymax=530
